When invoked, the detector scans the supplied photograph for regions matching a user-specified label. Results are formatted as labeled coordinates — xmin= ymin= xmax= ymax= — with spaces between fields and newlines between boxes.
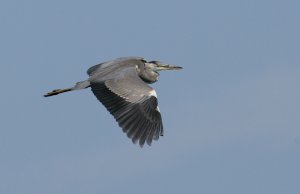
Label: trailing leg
xmin=44 ymin=80 xmax=90 ymax=97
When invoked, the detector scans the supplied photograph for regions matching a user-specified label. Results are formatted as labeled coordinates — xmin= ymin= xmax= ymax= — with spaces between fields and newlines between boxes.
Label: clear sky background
xmin=1 ymin=0 xmax=300 ymax=194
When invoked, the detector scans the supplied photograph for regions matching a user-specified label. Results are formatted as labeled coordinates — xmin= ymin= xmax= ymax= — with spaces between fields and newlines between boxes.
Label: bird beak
xmin=156 ymin=64 xmax=183 ymax=71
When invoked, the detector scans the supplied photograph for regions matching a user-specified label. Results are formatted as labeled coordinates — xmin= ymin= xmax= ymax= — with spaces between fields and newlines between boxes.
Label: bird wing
xmin=89 ymin=66 xmax=163 ymax=147
xmin=87 ymin=57 xmax=145 ymax=76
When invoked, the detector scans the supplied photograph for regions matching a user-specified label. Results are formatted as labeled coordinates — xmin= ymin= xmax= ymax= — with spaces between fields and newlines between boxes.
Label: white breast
xmin=149 ymin=89 xmax=158 ymax=98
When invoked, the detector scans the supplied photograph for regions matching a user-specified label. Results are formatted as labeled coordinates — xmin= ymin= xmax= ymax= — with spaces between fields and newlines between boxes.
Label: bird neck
xmin=139 ymin=70 xmax=159 ymax=84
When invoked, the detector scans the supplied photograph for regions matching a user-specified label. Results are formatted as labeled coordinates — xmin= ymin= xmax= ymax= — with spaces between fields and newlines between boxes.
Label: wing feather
xmin=90 ymin=67 xmax=163 ymax=147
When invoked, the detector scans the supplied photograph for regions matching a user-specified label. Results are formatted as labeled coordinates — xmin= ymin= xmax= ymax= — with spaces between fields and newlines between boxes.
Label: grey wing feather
xmin=104 ymin=69 xmax=153 ymax=103
xmin=89 ymin=65 xmax=163 ymax=147
xmin=87 ymin=63 xmax=104 ymax=76
xmin=87 ymin=57 xmax=145 ymax=76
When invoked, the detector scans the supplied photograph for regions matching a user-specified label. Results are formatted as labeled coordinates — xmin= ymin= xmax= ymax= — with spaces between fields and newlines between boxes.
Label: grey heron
xmin=44 ymin=57 xmax=182 ymax=147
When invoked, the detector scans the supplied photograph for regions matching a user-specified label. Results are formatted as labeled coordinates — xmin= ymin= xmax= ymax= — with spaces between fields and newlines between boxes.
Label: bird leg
xmin=44 ymin=80 xmax=90 ymax=97
xmin=44 ymin=88 xmax=72 ymax=97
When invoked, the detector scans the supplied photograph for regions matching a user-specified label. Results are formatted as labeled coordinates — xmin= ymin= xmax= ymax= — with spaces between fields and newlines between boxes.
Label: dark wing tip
xmin=91 ymin=82 xmax=164 ymax=147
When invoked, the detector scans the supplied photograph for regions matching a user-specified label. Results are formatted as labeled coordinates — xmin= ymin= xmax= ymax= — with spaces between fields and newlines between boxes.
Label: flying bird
xmin=44 ymin=57 xmax=182 ymax=147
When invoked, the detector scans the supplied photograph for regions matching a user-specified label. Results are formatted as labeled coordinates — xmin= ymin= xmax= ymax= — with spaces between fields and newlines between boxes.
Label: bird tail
xmin=44 ymin=88 xmax=72 ymax=97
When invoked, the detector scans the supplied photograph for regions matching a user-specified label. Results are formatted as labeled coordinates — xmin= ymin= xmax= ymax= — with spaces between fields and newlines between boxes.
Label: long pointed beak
xmin=157 ymin=64 xmax=183 ymax=71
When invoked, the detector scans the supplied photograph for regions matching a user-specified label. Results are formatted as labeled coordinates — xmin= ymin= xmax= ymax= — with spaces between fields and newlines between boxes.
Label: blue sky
xmin=1 ymin=0 xmax=300 ymax=193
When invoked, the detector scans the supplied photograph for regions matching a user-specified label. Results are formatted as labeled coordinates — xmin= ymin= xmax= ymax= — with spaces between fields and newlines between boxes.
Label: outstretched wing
xmin=90 ymin=66 xmax=163 ymax=147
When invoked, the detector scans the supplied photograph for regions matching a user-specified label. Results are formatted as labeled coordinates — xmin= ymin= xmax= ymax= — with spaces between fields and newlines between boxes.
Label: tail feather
xmin=44 ymin=88 xmax=72 ymax=97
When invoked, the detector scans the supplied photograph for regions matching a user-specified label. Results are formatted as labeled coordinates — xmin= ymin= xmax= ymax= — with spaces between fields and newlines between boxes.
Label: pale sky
xmin=1 ymin=0 xmax=300 ymax=194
